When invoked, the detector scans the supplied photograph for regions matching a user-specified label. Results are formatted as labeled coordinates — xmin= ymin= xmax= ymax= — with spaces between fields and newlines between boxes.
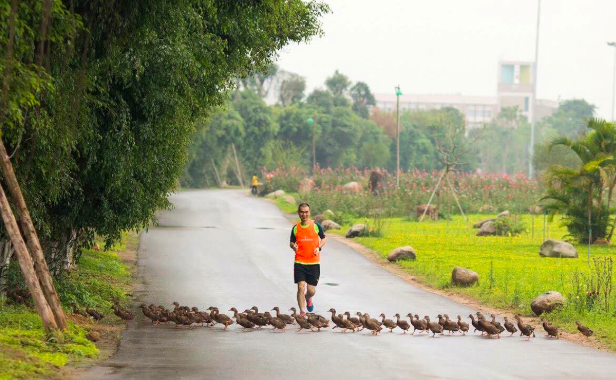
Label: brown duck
xmin=208 ymin=307 xmax=234 ymax=330
xmin=339 ymin=314 xmax=356 ymax=332
xmin=490 ymin=314 xmax=505 ymax=334
xmin=468 ymin=314 xmax=484 ymax=334
xmin=272 ymin=307 xmax=295 ymax=325
xmin=457 ymin=315 xmax=469 ymax=335
xmin=111 ymin=304 xmax=136 ymax=321
xmin=86 ymin=307 xmax=104 ymax=321
xmin=230 ymin=308 xmax=255 ymax=330
xmin=264 ymin=312 xmax=287 ymax=332
xmin=380 ymin=313 xmax=397 ymax=333
xmin=394 ymin=313 xmax=410 ymax=333
xmin=408 ymin=314 xmax=426 ymax=334
xmin=71 ymin=303 xmax=89 ymax=318
xmin=478 ymin=314 xmax=500 ymax=338
xmin=541 ymin=318 xmax=559 ymax=339
xmin=576 ymin=321 xmax=593 ymax=337
xmin=425 ymin=316 xmax=443 ymax=337
xmin=442 ymin=314 xmax=460 ymax=334
xmin=503 ymin=317 xmax=518 ymax=336
xmin=328 ymin=308 xmax=345 ymax=330
xmin=363 ymin=313 xmax=382 ymax=335
xmin=514 ymin=314 xmax=535 ymax=341
xmin=356 ymin=312 xmax=368 ymax=330
xmin=306 ymin=314 xmax=328 ymax=332
xmin=344 ymin=312 xmax=362 ymax=329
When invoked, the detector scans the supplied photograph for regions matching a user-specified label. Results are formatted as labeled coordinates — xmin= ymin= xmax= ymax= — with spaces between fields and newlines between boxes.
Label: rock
xmin=539 ymin=239 xmax=578 ymax=258
xmin=298 ymin=178 xmax=315 ymax=193
xmin=451 ymin=267 xmax=479 ymax=287
xmin=387 ymin=246 xmax=417 ymax=262
xmin=593 ymin=237 xmax=610 ymax=245
xmin=345 ymin=224 xmax=367 ymax=238
xmin=473 ymin=218 xmax=494 ymax=229
xmin=528 ymin=205 xmax=542 ymax=214
xmin=321 ymin=220 xmax=341 ymax=231
xmin=415 ymin=204 xmax=438 ymax=220
xmin=476 ymin=221 xmax=497 ymax=236
xmin=266 ymin=189 xmax=285 ymax=198
xmin=284 ymin=195 xmax=296 ymax=204
xmin=86 ymin=330 xmax=101 ymax=342
xmin=497 ymin=210 xmax=510 ymax=218
xmin=343 ymin=181 xmax=362 ymax=193
xmin=531 ymin=291 xmax=565 ymax=315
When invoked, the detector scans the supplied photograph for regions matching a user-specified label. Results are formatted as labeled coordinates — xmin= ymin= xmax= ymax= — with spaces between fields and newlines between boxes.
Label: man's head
xmin=297 ymin=203 xmax=310 ymax=223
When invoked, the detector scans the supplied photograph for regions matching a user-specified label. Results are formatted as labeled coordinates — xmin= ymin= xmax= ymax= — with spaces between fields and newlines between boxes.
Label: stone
xmin=531 ymin=291 xmax=565 ymax=315
xmin=345 ymin=224 xmax=367 ymax=238
xmin=343 ymin=181 xmax=362 ymax=193
xmin=387 ymin=246 xmax=417 ymax=262
xmin=266 ymin=189 xmax=285 ymax=198
xmin=593 ymin=238 xmax=610 ymax=245
xmin=528 ymin=205 xmax=542 ymax=214
xmin=321 ymin=220 xmax=341 ymax=231
xmin=473 ymin=218 xmax=494 ymax=228
xmin=298 ymin=178 xmax=315 ymax=193
xmin=284 ymin=195 xmax=296 ymax=204
xmin=497 ymin=210 xmax=510 ymax=218
xmin=415 ymin=204 xmax=438 ymax=220
xmin=451 ymin=267 xmax=479 ymax=287
xmin=539 ymin=239 xmax=578 ymax=258
xmin=476 ymin=221 xmax=497 ymax=236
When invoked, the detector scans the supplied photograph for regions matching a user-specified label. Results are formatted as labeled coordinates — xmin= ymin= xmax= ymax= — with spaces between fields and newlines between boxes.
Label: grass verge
xmin=0 ymin=232 xmax=139 ymax=380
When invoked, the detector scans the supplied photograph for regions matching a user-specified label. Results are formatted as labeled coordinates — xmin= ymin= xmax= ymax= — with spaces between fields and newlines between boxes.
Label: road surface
xmin=81 ymin=189 xmax=616 ymax=380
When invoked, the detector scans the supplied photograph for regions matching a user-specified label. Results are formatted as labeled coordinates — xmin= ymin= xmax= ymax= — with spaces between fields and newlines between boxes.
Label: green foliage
xmin=539 ymin=99 xmax=596 ymax=138
xmin=324 ymin=70 xmax=350 ymax=96
xmin=278 ymin=73 xmax=306 ymax=106
xmin=492 ymin=217 xmax=526 ymax=236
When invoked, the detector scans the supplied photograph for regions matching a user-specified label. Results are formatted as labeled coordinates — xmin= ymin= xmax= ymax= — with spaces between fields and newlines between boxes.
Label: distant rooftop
xmin=374 ymin=93 xmax=497 ymax=105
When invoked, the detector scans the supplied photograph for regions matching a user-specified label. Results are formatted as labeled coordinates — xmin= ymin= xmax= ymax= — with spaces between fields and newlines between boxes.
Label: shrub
xmin=492 ymin=217 xmax=526 ymax=236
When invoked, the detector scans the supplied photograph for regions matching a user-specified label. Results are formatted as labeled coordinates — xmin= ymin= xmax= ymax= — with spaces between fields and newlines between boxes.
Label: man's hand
xmin=313 ymin=247 xmax=320 ymax=256
xmin=292 ymin=243 xmax=298 ymax=252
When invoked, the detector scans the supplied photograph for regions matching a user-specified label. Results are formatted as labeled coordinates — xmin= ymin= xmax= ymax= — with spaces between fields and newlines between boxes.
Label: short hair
xmin=297 ymin=203 xmax=310 ymax=211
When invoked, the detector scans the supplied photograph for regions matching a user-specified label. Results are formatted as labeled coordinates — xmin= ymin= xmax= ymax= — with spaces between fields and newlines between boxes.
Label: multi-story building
xmin=374 ymin=60 xmax=558 ymax=129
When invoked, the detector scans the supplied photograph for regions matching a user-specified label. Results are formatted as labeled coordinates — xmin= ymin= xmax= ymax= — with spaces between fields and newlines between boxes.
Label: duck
xmin=442 ymin=314 xmax=460 ymax=334
xmin=363 ymin=313 xmax=382 ymax=335
xmin=344 ymin=312 xmax=362 ymax=329
xmin=140 ymin=304 xmax=161 ymax=324
xmin=490 ymin=314 xmax=505 ymax=334
xmin=264 ymin=312 xmax=287 ymax=332
xmin=193 ymin=307 xmax=213 ymax=326
xmin=541 ymin=318 xmax=559 ymax=339
xmin=394 ymin=313 xmax=410 ymax=333
xmin=408 ymin=314 xmax=426 ymax=334
xmin=380 ymin=313 xmax=397 ymax=333
xmin=111 ymin=304 xmax=136 ymax=321
xmin=306 ymin=313 xmax=328 ymax=332
xmin=71 ymin=303 xmax=89 ymax=318
xmin=503 ymin=316 xmax=518 ymax=336
xmin=230 ymin=308 xmax=255 ymax=330
xmin=576 ymin=321 xmax=593 ymax=337
xmin=425 ymin=316 xmax=443 ymax=337
xmin=86 ymin=307 xmax=104 ymax=321
xmin=173 ymin=311 xmax=193 ymax=328
xmin=293 ymin=313 xmax=314 ymax=332
xmin=468 ymin=314 xmax=484 ymax=334
xmin=478 ymin=314 xmax=500 ymax=339
xmin=272 ymin=307 xmax=295 ymax=325
xmin=208 ymin=307 xmax=234 ymax=330
xmin=457 ymin=315 xmax=469 ymax=335
xmin=356 ymin=312 xmax=368 ymax=330
xmin=328 ymin=308 xmax=345 ymax=330
xmin=306 ymin=312 xmax=329 ymax=327
xmin=514 ymin=314 xmax=535 ymax=341
xmin=339 ymin=314 xmax=357 ymax=332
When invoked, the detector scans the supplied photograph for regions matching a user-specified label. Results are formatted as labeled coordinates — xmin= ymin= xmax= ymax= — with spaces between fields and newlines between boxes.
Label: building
xmin=374 ymin=60 xmax=558 ymax=129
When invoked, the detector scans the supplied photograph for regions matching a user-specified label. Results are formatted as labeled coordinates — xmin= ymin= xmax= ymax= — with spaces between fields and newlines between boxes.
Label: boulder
xmin=473 ymin=218 xmax=494 ymax=229
xmin=539 ymin=239 xmax=578 ymax=258
xmin=298 ymin=178 xmax=315 ymax=193
xmin=387 ymin=246 xmax=417 ymax=262
xmin=321 ymin=220 xmax=341 ymax=231
xmin=345 ymin=224 xmax=367 ymax=238
xmin=497 ymin=210 xmax=510 ymax=219
xmin=451 ymin=267 xmax=479 ymax=287
xmin=343 ymin=181 xmax=362 ymax=193
xmin=476 ymin=221 xmax=497 ymax=236
xmin=415 ymin=204 xmax=438 ymax=220
xmin=284 ymin=195 xmax=296 ymax=205
xmin=593 ymin=238 xmax=610 ymax=246
xmin=266 ymin=189 xmax=285 ymax=198
xmin=528 ymin=205 xmax=542 ymax=214
xmin=530 ymin=291 xmax=565 ymax=315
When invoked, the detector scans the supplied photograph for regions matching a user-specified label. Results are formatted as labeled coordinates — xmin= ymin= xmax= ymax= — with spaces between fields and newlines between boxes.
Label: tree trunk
xmin=0 ymin=240 xmax=12 ymax=295
xmin=0 ymin=140 xmax=68 ymax=329
xmin=0 ymin=183 xmax=57 ymax=331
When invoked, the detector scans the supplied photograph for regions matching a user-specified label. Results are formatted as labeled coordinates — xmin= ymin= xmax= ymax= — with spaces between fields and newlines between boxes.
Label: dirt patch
xmin=329 ymin=234 xmax=611 ymax=353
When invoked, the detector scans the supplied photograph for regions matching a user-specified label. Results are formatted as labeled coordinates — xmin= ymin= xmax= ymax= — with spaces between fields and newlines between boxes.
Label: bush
xmin=492 ymin=217 xmax=526 ymax=236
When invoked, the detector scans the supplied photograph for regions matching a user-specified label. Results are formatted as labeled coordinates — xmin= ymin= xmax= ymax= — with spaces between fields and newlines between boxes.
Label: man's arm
xmin=315 ymin=222 xmax=327 ymax=251
xmin=290 ymin=227 xmax=298 ymax=251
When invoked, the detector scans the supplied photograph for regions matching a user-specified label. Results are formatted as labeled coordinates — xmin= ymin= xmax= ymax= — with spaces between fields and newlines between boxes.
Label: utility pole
xmin=529 ymin=0 xmax=541 ymax=179
xmin=395 ymin=86 xmax=402 ymax=187
xmin=307 ymin=117 xmax=315 ymax=174
xmin=609 ymin=42 xmax=616 ymax=121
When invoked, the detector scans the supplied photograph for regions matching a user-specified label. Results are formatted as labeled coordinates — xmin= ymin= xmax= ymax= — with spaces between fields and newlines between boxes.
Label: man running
xmin=290 ymin=203 xmax=326 ymax=316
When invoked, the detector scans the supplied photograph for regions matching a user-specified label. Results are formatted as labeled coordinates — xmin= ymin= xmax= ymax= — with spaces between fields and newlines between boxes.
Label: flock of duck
xmin=133 ymin=302 xmax=595 ymax=340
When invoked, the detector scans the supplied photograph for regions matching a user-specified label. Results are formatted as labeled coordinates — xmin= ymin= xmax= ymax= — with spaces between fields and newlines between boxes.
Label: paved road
xmin=81 ymin=189 xmax=616 ymax=380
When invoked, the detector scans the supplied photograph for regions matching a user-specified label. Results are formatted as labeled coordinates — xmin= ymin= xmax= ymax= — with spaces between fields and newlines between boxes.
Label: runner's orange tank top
xmin=294 ymin=220 xmax=320 ymax=264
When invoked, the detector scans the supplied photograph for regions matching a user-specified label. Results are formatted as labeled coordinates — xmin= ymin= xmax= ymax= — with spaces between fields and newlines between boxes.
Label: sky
xmin=275 ymin=0 xmax=616 ymax=119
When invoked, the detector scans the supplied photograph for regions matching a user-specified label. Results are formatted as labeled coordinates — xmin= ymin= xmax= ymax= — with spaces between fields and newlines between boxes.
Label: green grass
xmin=326 ymin=214 xmax=616 ymax=350
xmin=270 ymin=192 xmax=300 ymax=214
xmin=0 ymin=233 xmax=137 ymax=379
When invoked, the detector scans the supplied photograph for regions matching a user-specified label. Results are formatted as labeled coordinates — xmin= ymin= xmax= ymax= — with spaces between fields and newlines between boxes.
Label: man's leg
xmin=297 ymin=281 xmax=307 ymax=313
xmin=305 ymin=284 xmax=316 ymax=301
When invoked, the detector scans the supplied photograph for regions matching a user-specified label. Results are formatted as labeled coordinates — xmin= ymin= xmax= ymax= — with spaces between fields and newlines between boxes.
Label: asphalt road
xmin=81 ymin=189 xmax=616 ymax=380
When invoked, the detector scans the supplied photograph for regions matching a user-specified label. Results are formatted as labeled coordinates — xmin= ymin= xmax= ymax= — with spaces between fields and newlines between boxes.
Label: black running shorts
xmin=294 ymin=263 xmax=320 ymax=286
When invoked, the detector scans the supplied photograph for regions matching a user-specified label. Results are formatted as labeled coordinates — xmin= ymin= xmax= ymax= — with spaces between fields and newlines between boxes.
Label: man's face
xmin=298 ymin=206 xmax=310 ymax=223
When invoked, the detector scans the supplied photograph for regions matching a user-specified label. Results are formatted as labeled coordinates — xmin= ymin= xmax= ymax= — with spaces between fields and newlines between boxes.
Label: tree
xmin=539 ymin=99 xmax=596 ymax=138
xmin=279 ymin=73 xmax=306 ymax=106
xmin=325 ymin=70 xmax=351 ymax=96
xmin=350 ymin=81 xmax=376 ymax=119
xmin=240 ymin=64 xmax=279 ymax=98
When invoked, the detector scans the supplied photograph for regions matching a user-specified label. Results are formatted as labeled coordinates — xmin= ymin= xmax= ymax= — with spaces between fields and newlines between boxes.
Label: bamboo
xmin=210 ymin=159 xmax=222 ymax=188
xmin=231 ymin=143 xmax=245 ymax=187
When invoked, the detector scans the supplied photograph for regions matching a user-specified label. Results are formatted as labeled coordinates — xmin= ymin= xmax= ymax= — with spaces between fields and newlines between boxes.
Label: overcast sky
xmin=276 ymin=0 xmax=616 ymax=119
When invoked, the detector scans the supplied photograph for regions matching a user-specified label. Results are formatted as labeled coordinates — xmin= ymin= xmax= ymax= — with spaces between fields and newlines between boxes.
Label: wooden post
xmin=231 ymin=144 xmax=245 ymax=188
xmin=0 ymin=140 xmax=68 ymax=329
xmin=0 ymin=183 xmax=57 ymax=331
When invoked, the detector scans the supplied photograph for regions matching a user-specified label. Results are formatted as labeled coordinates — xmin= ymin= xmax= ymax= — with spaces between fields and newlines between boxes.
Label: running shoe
xmin=306 ymin=298 xmax=314 ymax=312
xmin=300 ymin=312 xmax=306 ymax=317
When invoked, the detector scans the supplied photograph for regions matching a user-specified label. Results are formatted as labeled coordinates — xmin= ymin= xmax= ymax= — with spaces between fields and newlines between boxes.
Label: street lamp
xmin=307 ymin=117 xmax=315 ymax=174
xmin=608 ymin=42 xmax=616 ymax=121
xmin=395 ymin=86 xmax=402 ymax=187
xmin=529 ymin=0 xmax=541 ymax=179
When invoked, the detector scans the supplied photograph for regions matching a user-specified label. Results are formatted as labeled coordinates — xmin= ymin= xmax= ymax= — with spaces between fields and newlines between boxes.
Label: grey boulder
xmin=539 ymin=239 xmax=578 ymax=258
xmin=476 ymin=221 xmax=497 ymax=236
xmin=345 ymin=224 xmax=367 ymax=238
xmin=321 ymin=220 xmax=341 ymax=231
xmin=451 ymin=267 xmax=479 ymax=287
xmin=266 ymin=189 xmax=285 ymax=198
xmin=387 ymin=246 xmax=417 ymax=262
xmin=531 ymin=291 xmax=565 ymax=315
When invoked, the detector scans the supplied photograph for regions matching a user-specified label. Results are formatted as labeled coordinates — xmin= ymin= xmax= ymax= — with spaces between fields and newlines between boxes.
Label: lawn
xmin=325 ymin=214 xmax=616 ymax=350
